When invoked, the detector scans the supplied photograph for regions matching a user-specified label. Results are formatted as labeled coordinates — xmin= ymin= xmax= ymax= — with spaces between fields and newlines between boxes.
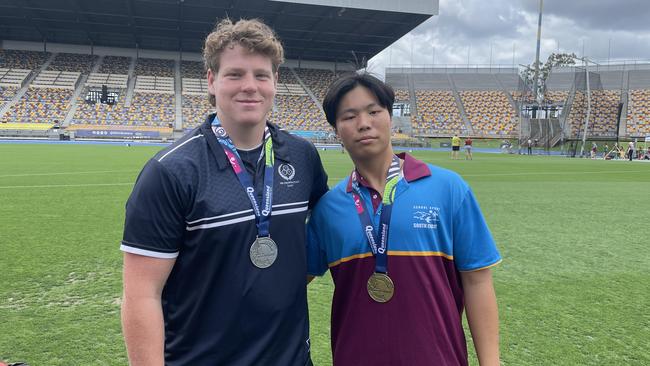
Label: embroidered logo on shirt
xmin=278 ymin=163 xmax=296 ymax=180
xmin=278 ymin=163 xmax=300 ymax=187
xmin=413 ymin=205 xmax=440 ymax=229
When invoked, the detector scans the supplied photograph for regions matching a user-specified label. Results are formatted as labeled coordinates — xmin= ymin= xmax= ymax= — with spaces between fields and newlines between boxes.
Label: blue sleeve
xmin=306 ymin=215 xmax=329 ymax=276
xmin=452 ymin=187 xmax=501 ymax=271
xmin=121 ymin=158 xmax=187 ymax=258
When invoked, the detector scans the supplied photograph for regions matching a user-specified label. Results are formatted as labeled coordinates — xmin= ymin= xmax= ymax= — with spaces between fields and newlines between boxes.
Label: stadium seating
xmin=99 ymin=56 xmax=131 ymax=74
xmin=414 ymin=90 xmax=466 ymax=135
xmin=127 ymin=92 xmax=176 ymax=126
xmin=568 ymin=90 xmax=620 ymax=137
xmin=460 ymin=90 xmax=517 ymax=136
xmin=293 ymin=68 xmax=339 ymax=101
xmin=134 ymin=58 xmax=175 ymax=77
xmin=71 ymin=87 xmax=127 ymax=125
xmin=394 ymin=89 xmax=410 ymax=102
xmin=0 ymin=49 xmax=49 ymax=70
xmin=182 ymin=94 xmax=212 ymax=129
xmin=181 ymin=61 xmax=204 ymax=79
xmin=0 ymin=86 xmax=18 ymax=104
xmin=48 ymin=53 xmax=98 ymax=74
xmin=544 ymin=90 xmax=568 ymax=104
xmin=626 ymin=89 xmax=650 ymax=136
xmin=1 ymin=87 xmax=74 ymax=123
xmin=270 ymin=94 xmax=328 ymax=131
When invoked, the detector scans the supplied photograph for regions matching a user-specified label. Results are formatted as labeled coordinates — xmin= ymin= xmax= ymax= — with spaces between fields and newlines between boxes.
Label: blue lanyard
xmin=350 ymin=155 xmax=401 ymax=274
xmin=211 ymin=116 xmax=274 ymax=237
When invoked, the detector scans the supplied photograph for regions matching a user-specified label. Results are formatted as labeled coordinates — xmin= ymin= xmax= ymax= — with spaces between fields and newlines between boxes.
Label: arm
xmin=460 ymin=268 xmax=500 ymax=366
xmin=121 ymin=253 xmax=176 ymax=366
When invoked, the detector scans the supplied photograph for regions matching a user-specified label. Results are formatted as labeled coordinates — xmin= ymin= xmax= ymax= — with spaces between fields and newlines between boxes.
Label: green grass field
xmin=1 ymin=143 xmax=649 ymax=365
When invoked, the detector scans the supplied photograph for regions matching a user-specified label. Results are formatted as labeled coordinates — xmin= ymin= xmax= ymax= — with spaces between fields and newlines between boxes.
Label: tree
xmin=520 ymin=52 xmax=577 ymax=101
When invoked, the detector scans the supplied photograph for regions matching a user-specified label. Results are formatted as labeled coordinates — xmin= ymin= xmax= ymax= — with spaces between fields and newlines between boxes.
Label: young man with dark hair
xmin=121 ymin=18 xmax=327 ymax=365
xmin=308 ymin=73 xmax=501 ymax=365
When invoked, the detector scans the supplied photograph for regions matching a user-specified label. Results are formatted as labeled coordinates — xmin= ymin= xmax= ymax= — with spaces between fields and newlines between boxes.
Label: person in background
xmin=451 ymin=133 xmax=461 ymax=160
xmin=464 ymin=136 xmax=473 ymax=160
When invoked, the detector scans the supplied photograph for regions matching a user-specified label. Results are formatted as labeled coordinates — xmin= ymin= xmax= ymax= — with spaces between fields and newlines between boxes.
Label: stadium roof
xmin=0 ymin=0 xmax=435 ymax=63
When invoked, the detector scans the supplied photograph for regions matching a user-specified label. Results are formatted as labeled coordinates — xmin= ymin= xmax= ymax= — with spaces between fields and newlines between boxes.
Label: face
xmin=207 ymin=44 xmax=277 ymax=129
xmin=335 ymin=85 xmax=392 ymax=161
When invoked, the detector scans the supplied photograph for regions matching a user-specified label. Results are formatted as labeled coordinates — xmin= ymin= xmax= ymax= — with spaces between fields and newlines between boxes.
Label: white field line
xmin=0 ymin=170 xmax=139 ymax=178
xmin=0 ymin=182 xmax=134 ymax=189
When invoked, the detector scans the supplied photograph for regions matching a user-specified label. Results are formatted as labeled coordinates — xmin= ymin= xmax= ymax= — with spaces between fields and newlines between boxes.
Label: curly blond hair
xmin=203 ymin=18 xmax=284 ymax=106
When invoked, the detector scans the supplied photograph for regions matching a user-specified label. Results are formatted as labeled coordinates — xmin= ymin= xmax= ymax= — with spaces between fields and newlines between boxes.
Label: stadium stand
xmin=626 ymin=89 xmax=650 ymax=136
xmin=127 ymin=92 xmax=175 ymax=126
xmin=270 ymin=94 xmax=327 ymax=131
xmin=293 ymin=68 xmax=338 ymax=100
xmin=414 ymin=90 xmax=466 ymax=135
xmin=181 ymin=61 xmax=204 ymax=79
xmin=98 ymin=56 xmax=131 ymax=74
xmin=71 ymin=87 xmax=127 ymax=125
xmin=0 ymin=68 xmax=31 ymax=87
xmin=1 ymin=87 xmax=74 ymax=123
xmin=394 ymin=88 xmax=410 ymax=102
xmin=134 ymin=58 xmax=175 ymax=77
xmin=86 ymin=73 xmax=128 ymax=89
xmin=0 ymin=86 xmax=19 ymax=109
xmin=134 ymin=76 xmax=174 ymax=93
xmin=182 ymin=93 xmax=211 ymax=129
xmin=0 ymin=49 xmax=49 ymax=70
xmin=459 ymin=90 xmax=517 ymax=136
xmin=625 ymin=69 xmax=650 ymax=136
xmin=47 ymin=53 xmax=98 ymax=74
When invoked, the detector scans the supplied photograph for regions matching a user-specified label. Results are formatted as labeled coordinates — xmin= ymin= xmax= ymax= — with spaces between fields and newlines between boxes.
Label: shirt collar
xmin=202 ymin=113 xmax=291 ymax=170
xmin=345 ymin=152 xmax=431 ymax=193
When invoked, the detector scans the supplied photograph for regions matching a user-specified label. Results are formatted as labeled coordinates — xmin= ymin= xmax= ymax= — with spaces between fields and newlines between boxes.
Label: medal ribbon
xmin=211 ymin=116 xmax=274 ymax=237
xmin=350 ymin=155 xmax=401 ymax=274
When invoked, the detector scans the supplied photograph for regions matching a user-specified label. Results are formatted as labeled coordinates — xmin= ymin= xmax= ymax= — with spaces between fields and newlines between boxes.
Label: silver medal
xmin=250 ymin=236 xmax=278 ymax=268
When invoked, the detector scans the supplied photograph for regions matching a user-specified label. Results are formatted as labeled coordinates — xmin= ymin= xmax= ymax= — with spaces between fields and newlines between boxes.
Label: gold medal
xmin=367 ymin=272 xmax=394 ymax=303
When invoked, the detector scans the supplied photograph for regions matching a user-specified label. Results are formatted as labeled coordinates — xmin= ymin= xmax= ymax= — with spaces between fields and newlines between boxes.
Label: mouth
xmin=356 ymin=136 xmax=377 ymax=144
xmin=236 ymin=100 xmax=262 ymax=106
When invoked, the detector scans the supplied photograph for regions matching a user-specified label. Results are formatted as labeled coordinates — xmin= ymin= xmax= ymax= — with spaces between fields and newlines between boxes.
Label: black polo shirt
xmin=121 ymin=114 xmax=328 ymax=365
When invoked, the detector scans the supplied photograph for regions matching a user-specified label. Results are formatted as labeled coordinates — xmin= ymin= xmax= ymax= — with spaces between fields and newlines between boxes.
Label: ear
xmin=207 ymin=68 xmax=216 ymax=95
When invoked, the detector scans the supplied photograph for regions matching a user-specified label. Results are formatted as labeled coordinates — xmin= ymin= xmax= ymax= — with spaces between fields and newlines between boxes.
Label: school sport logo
xmin=278 ymin=163 xmax=296 ymax=180
xmin=412 ymin=205 xmax=440 ymax=229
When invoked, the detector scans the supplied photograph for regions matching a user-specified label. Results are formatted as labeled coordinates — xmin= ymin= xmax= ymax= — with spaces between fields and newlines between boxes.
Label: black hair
xmin=322 ymin=72 xmax=394 ymax=128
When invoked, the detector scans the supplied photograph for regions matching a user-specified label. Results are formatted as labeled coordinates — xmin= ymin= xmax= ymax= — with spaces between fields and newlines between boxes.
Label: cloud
xmin=369 ymin=0 xmax=650 ymax=76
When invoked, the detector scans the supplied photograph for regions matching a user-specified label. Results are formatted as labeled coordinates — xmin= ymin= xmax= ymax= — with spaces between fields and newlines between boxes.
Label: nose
xmin=240 ymin=73 xmax=256 ymax=93
xmin=356 ymin=111 xmax=372 ymax=131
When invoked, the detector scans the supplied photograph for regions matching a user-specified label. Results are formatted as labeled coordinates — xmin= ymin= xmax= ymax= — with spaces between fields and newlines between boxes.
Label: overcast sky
xmin=367 ymin=0 xmax=650 ymax=75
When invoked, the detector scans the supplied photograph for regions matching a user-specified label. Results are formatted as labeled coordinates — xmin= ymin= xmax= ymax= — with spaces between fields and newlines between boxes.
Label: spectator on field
xmin=308 ymin=73 xmax=501 ymax=366
xmin=464 ymin=136 xmax=473 ymax=160
xmin=590 ymin=142 xmax=597 ymax=159
xmin=120 ymin=18 xmax=328 ymax=365
xmin=527 ymin=138 xmax=533 ymax=155
xmin=627 ymin=141 xmax=635 ymax=161
xmin=451 ymin=133 xmax=461 ymax=160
